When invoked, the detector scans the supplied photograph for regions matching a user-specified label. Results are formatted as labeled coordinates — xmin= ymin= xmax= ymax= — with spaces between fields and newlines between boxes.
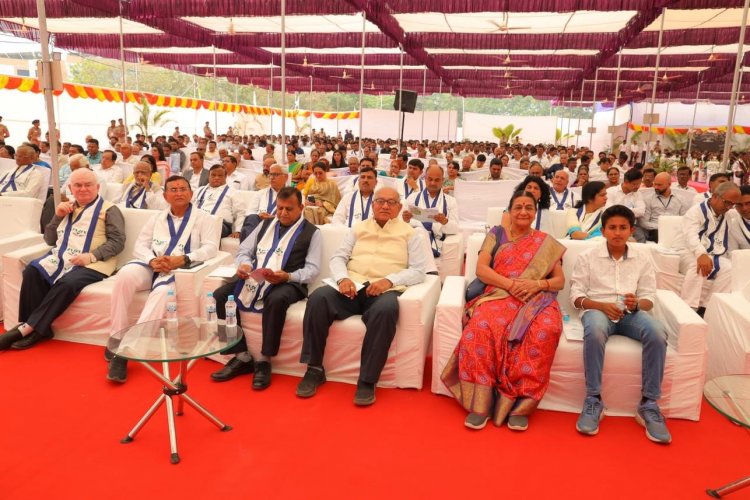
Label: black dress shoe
xmin=210 ymin=356 xmax=254 ymax=382
xmin=0 ymin=327 xmax=23 ymax=351
xmin=10 ymin=331 xmax=52 ymax=350
xmin=252 ymin=361 xmax=272 ymax=390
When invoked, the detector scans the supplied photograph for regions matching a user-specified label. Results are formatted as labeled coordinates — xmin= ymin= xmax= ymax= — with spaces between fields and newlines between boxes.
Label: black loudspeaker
xmin=393 ymin=89 xmax=418 ymax=113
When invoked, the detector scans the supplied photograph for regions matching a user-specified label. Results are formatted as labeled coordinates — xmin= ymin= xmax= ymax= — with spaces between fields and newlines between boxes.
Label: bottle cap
xmin=207 ymin=292 xmax=214 ymax=297
xmin=228 ymin=295 xmax=235 ymax=301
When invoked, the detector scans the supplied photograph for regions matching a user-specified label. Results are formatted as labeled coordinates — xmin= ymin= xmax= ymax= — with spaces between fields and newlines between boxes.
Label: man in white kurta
xmin=0 ymin=145 xmax=44 ymax=198
xmin=193 ymin=164 xmax=247 ymax=238
xmin=107 ymin=175 xmax=220 ymax=382
xmin=117 ymin=160 xmax=167 ymax=210
xmin=606 ymin=168 xmax=645 ymax=219
xmin=331 ymin=166 xmax=377 ymax=227
xmin=223 ymin=155 xmax=250 ymax=191
xmin=93 ymin=150 xmax=124 ymax=184
xmin=672 ymin=182 xmax=741 ymax=311
xmin=402 ymin=165 xmax=459 ymax=277
xmin=550 ymin=170 xmax=576 ymax=210
xmin=240 ymin=164 xmax=288 ymax=240
xmin=728 ymin=185 xmax=750 ymax=250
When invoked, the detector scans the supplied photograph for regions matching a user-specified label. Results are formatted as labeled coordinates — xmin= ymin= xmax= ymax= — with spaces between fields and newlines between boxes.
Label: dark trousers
xmin=40 ymin=193 xmax=56 ymax=232
xmin=19 ymin=265 xmax=107 ymax=338
xmin=221 ymin=220 xmax=232 ymax=238
xmin=300 ymin=286 xmax=401 ymax=385
xmin=240 ymin=214 xmax=262 ymax=241
xmin=214 ymin=279 xmax=305 ymax=357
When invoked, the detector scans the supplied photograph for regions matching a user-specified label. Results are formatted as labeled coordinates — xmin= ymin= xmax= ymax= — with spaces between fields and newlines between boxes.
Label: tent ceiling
xmin=0 ymin=1 xmax=749 ymax=104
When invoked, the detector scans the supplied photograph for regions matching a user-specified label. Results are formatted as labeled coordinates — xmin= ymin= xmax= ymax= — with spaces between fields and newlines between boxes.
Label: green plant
xmin=664 ymin=130 xmax=689 ymax=150
xmin=555 ymin=127 xmax=574 ymax=145
xmin=132 ymin=97 xmax=173 ymax=137
xmin=630 ymin=130 xmax=643 ymax=144
xmin=492 ymin=124 xmax=523 ymax=143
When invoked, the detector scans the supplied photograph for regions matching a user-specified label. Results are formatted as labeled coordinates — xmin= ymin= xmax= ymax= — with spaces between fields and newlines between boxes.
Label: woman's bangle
xmin=545 ymin=279 xmax=550 ymax=290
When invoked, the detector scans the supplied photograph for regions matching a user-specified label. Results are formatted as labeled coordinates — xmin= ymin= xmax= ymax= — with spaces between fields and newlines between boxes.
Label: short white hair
xmin=68 ymin=153 xmax=89 ymax=168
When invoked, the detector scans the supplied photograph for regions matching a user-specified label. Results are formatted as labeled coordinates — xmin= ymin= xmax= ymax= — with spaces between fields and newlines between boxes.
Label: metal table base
xmin=120 ymin=356 xmax=231 ymax=464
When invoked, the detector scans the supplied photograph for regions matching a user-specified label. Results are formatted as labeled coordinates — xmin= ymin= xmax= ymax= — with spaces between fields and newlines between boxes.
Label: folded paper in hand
xmin=408 ymin=204 xmax=440 ymax=223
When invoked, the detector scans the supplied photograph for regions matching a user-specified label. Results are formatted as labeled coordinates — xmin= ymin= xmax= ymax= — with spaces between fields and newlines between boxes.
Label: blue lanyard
xmin=197 ymin=185 xmax=229 ymax=215
xmin=165 ymin=204 xmax=193 ymax=256
xmin=267 ymin=190 xmax=277 ymax=214
xmin=260 ymin=220 xmax=306 ymax=269
xmin=551 ymin=189 xmax=569 ymax=210
xmin=126 ymin=183 xmax=147 ymax=208
xmin=0 ymin=164 xmax=34 ymax=193
xmin=348 ymin=191 xmax=372 ymax=227
xmin=577 ymin=206 xmax=602 ymax=231
xmin=50 ymin=196 xmax=104 ymax=282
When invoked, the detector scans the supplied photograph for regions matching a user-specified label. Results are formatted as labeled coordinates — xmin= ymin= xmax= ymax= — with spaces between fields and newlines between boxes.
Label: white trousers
xmin=110 ymin=264 xmax=172 ymax=335
xmin=679 ymin=253 xmax=732 ymax=308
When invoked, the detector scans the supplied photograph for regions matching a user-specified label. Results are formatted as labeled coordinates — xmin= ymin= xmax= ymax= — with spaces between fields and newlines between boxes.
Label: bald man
xmin=0 ymin=145 xmax=44 ymax=198
xmin=0 ymin=169 xmax=125 ymax=350
xmin=638 ymin=172 xmax=688 ymax=242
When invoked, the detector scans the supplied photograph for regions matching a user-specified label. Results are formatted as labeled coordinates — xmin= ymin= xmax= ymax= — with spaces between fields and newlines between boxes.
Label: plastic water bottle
xmin=562 ymin=312 xmax=570 ymax=323
xmin=205 ymin=292 xmax=217 ymax=323
xmin=613 ymin=294 xmax=626 ymax=323
xmin=165 ymin=289 xmax=178 ymax=322
xmin=225 ymin=295 xmax=237 ymax=328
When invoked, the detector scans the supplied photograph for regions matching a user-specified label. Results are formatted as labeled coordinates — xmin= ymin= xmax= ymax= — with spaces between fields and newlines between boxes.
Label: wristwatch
xmin=182 ymin=255 xmax=191 ymax=268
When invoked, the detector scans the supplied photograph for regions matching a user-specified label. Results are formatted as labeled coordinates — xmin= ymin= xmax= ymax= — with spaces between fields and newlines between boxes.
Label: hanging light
xmin=20 ymin=17 xmax=29 ymax=34
xmin=228 ymin=18 xmax=236 ymax=35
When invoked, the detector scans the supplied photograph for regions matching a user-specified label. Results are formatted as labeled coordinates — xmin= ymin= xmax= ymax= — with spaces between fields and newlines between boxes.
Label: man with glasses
xmin=193 ymin=164 xmax=247 ymax=238
xmin=241 ymin=164 xmax=288 ymax=240
xmin=728 ymin=185 xmax=750 ymax=250
xmin=0 ymin=169 xmax=125 ymax=351
xmin=0 ymin=145 xmax=44 ymax=198
xmin=106 ymin=175 xmax=219 ymax=382
xmin=117 ymin=160 xmax=167 ymax=210
xmin=296 ymin=187 xmax=427 ymax=406
xmin=209 ymin=187 xmax=321 ymax=389
xmin=673 ymin=182 xmax=741 ymax=313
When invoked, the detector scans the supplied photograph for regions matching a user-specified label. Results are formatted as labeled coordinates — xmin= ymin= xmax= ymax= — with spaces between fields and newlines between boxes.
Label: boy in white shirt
xmin=570 ymin=205 xmax=671 ymax=444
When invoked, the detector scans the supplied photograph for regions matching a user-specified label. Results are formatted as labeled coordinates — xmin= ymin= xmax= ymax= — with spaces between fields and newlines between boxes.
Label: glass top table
xmin=107 ymin=317 xmax=242 ymax=363
xmin=704 ymin=375 xmax=750 ymax=429
xmin=704 ymin=375 xmax=750 ymax=498
xmin=110 ymin=318 xmax=243 ymax=464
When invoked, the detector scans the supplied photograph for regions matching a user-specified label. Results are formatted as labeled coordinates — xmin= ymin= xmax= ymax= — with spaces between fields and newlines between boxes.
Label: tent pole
xmin=118 ymin=0 xmax=128 ymax=143
xmin=337 ymin=83 xmax=340 ymax=137
xmin=35 ymin=0 xmax=60 ymax=206
xmin=358 ymin=11 xmax=366 ymax=152
xmin=722 ymin=0 xmax=750 ymax=170
xmin=280 ymin=0 xmax=287 ymax=149
xmin=269 ymin=63 xmax=273 ymax=135
xmin=446 ymin=87 xmax=452 ymax=141
xmin=611 ymin=50 xmax=622 ymax=153
xmin=309 ymin=75 xmax=313 ymax=136
xmin=212 ymin=45 xmax=218 ymax=136
xmin=589 ymin=68 xmax=599 ymax=150
xmin=436 ymin=79 xmax=442 ymax=142
xmin=576 ymin=79 xmax=585 ymax=148
xmin=420 ymin=67 xmax=427 ymax=141
xmin=647 ymin=8 xmax=666 ymax=162
xmin=687 ymin=78 xmax=702 ymax=163
xmin=397 ymin=44 xmax=405 ymax=151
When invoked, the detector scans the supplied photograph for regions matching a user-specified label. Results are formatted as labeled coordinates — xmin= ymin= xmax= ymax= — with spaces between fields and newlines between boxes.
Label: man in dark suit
xmin=182 ymin=151 xmax=209 ymax=189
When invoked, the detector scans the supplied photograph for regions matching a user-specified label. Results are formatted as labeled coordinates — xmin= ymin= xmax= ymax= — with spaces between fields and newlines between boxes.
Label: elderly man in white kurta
xmin=117 ymin=160 xmax=167 ymax=210
xmin=107 ymin=175 xmax=219 ymax=382
xmin=672 ymin=182 xmax=741 ymax=312
xmin=0 ymin=144 xmax=44 ymax=198
xmin=0 ymin=169 xmax=125 ymax=351
xmin=402 ymin=164 xmax=459 ymax=274
xmin=192 ymin=164 xmax=246 ymax=238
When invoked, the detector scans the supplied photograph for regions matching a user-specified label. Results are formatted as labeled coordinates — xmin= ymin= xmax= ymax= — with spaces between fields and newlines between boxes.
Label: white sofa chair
xmin=432 ymin=232 xmax=707 ymax=420
xmin=203 ymin=223 xmax=442 ymax=389
xmin=648 ymin=215 xmax=684 ymax=293
xmin=453 ymin=180 xmax=518 ymax=240
xmin=105 ymin=182 xmax=125 ymax=203
xmin=219 ymin=190 xmax=260 ymax=257
xmin=0 ymin=197 xmax=45 ymax=320
xmin=704 ymin=249 xmax=750 ymax=380
xmin=487 ymin=207 xmax=569 ymax=239
xmin=2 ymin=208 xmax=231 ymax=345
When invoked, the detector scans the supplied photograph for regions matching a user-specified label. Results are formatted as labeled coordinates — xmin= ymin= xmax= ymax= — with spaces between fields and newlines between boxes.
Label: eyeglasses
xmin=167 ymin=187 xmax=190 ymax=193
xmin=72 ymin=183 xmax=96 ymax=189
xmin=718 ymin=195 xmax=736 ymax=208
xmin=373 ymin=198 xmax=399 ymax=207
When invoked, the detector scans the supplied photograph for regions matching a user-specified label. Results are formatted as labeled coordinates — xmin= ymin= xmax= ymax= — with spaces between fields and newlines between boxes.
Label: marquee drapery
xmin=628 ymin=122 xmax=750 ymax=135
xmin=0 ymin=74 xmax=359 ymax=119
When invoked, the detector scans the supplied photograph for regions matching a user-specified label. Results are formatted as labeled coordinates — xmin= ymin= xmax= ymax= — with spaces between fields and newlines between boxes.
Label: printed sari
xmin=441 ymin=226 xmax=565 ymax=425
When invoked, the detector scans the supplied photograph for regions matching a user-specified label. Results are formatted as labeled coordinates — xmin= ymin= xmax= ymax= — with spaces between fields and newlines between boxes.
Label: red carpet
xmin=0 ymin=337 xmax=747 ymax=500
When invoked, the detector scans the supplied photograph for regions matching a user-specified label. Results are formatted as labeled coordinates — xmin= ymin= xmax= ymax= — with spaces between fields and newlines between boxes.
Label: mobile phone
xmin=185 ymin=260 xmax=204 ymax=269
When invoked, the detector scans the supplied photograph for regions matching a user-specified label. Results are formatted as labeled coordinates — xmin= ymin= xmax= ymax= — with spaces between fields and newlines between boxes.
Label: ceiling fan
xmin=488 ymin=13 xmax=531 ymax=33
xmin=660 ymin=73 xmax=682 ymax=82
xmin=332 ymin=69 xmax=354 ymax=80
xmin=688 ymin=52 xmax=731 ymax=64
xmin=493 ymin=52 xmax=529 ymax=66
xmin=288 ymin=55 xmax=324 ymax=68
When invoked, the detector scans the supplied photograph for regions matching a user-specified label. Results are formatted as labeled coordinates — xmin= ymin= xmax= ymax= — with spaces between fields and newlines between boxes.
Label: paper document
xmin=563 ymin=321 xmax=584 ymax=342
xmin=322 ymin=277 xmax=366 ymax=292
xmin=408 ymin=204 xmax=440 ymax=223
xmin=249 ymin=268 xmax=272 ymax=283
xmin=208 ymin=266 xmax=238 ymax=278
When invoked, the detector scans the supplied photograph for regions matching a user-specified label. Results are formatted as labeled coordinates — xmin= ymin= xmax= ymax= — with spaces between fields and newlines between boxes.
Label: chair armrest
xmin=648 ymin=245 xmax=681 ymax=275
xmin=3 ymin=243 xmax=52 ymax=266
xmin=2 ymin=243 xmax=52 ymax=325
xmin=431 ymin=276 xmax=467 ymax=394
xmin=397 ymin=274 xmax=442 ymax=330
xmin=174 ymin=252 xmax=232 ymax=317
xmin=652 ymin=289 xmax=707 ymax=355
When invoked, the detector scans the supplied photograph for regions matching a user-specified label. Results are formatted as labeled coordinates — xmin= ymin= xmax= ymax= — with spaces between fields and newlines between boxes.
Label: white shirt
xmin=94 ymin=164 xmax=124 ymax=184
xmin=331 ymin=190 xmax=375 ymax=227
xmin=673 ymin=200 xmax=729 ymax=258
xmin=227 ymin=170 xmax=250 ymax=191
xmin=404 ymin=188 xmax=459 ymax=239
xmin=508 ymin=158 xmax=521 ymax=169
xmin=117 ymin=182 xmax=168 ymax=211
xmin=732 ymin=159 xmax=748 ymax=186
xmin=134 ymin=206 xmax=218 ymax=264
xmin=192 ymin=184 xmax=247 ymax=232
xmin=0 ymin=164 xmax=44 ymax=198
xmin=606 ymin=185 xmax=646 ymax=218
xmin=728 ymin=210 xmax=750 ymax=250
xmin=589 ymin=166 xmax=609 ymax=182
xmin=692 ymin=191 xmax=711 ymax=207
xmin=570 ymin=242 xmax=657 ymax=319
xmin=671 ymin=182 xmax=697 ymax=193
xmin=246 ymin=186 xmax=278 ymax=216
xmin=550 ymin=187 xmax=575 ymax=211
